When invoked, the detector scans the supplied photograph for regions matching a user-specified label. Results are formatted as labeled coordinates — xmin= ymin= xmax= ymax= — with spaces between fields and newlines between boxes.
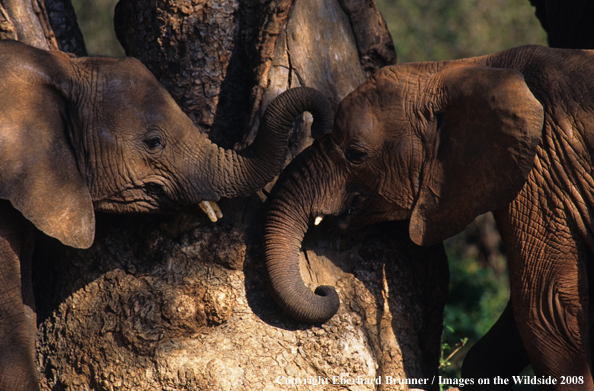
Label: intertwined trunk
xmin=205 ymin=87 xmax=333 ymax=199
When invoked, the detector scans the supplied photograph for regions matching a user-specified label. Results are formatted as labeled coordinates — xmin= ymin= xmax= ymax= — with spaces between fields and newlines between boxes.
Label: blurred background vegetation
xmin=71 ymin=0 xmax=547 ymax=379
xmin=376 ymin=0 xmax=547 ymax=62
xmin=71 ymin=0 xmax=123 ymax=56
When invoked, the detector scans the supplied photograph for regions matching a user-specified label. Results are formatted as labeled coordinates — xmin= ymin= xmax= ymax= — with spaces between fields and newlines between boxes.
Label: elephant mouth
xmin=323 ymin=191 xmax=407 ymax=230
xmin=335 ymin=192 xmax=370 ymax=230
xmin=145 ymin=183 xmax=185 ymax=211
xmin=95 ymin=184 xmax=183 ymax=214
xmin=96 ymin=184 xmax=223 ymax=222
xmin=148 ymin=185 xmax=223 ymax=221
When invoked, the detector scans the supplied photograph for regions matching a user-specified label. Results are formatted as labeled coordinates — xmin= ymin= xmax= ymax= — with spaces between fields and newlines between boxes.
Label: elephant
xmin=263 ymin=44 xmax=594 ymax=388
xmin=0 ymin=40 xmax=332 ymax=391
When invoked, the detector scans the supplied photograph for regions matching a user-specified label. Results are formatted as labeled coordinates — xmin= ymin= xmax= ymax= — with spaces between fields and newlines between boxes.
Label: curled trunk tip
xmin=265 ymin=207 xmax=340 ymax=323
xmin=273 ymin=279 xmax=340 ymax=324
xmin=272 ymin=280 xmax=340 ymax=324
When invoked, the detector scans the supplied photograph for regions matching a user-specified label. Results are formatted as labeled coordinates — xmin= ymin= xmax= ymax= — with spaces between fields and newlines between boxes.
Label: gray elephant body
xmin=264 ymin=45 xmax=594 ymax=389
xmin=0 ymin=40 xmax=331 ymax=391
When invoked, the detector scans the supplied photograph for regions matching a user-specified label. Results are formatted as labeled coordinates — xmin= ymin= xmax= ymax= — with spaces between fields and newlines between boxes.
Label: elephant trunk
xmin=263 ymin=143 xmax=341 ymax=323
xmin=208 ymin=87 xmax=333 ymax=199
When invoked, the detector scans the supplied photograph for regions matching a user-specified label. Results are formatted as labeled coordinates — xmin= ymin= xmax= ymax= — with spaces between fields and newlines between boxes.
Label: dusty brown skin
xmin=0 ymin=40 xmax=332 ymax=391
xmin=264 ymin=45 xmax=594 ymax=389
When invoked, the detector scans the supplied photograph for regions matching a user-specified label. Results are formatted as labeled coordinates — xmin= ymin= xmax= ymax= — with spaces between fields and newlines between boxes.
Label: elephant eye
xmin=345 ymin=144 xmax=368 ymax=164
xmin=144 ymin=135 xmax=164 ymax=150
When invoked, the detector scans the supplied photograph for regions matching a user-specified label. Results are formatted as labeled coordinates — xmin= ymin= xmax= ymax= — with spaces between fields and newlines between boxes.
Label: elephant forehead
xmin=97 ymin=73 xmax=187 ymax=134
xmin=336 ymin=102 xmax=374 ymax=133
xmin=336 ymin=93 xmax=373 ymax=128
xmin=334 ymin=96 xmax=408 ymax=149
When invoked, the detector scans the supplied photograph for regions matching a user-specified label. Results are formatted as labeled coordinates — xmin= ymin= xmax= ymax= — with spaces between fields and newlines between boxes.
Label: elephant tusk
xmin=210 ymin=200 xmax=223 ymax=219
xmin=314 ymin=215 xmax=324 ymax=226
xmin=199 ymin=201 xmax=223 ymax=222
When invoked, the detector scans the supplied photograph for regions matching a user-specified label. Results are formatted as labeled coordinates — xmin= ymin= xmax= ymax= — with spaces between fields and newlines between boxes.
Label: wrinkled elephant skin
xmin=264 ymin=45 xmax=594 ymax=389
xmin=0 ymin=40 xmax=332 ymax=391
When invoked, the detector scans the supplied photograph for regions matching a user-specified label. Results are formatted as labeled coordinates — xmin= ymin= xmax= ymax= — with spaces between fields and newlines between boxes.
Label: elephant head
xmin=0 ymin=40 xmax=332 ymax=249
xmin=264 ymin=59 xmax=544 ymax=323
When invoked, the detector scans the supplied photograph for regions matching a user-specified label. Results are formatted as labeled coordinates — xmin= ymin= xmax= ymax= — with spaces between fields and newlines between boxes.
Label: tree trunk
xmin=4 ymin=0 xmax=450 ymax=389
xmin=0 ymin=0 xmax=58 ymax=49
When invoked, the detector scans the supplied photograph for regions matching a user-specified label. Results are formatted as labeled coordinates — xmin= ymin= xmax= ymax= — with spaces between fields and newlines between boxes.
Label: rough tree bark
xmin=3 ymin=0 xmax=449 ymax=389
xmin=0 ymin=0 xmax=57 ymax=48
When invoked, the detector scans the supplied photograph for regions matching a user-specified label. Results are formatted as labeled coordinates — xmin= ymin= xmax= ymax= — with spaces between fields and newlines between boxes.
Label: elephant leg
xmin=19 ymin=226 xmax=36 ymax=351
xmin=0 ymin=201 xmax=39 ymax=391
xmin=510 ymin=240 xmax=593 ymax=390
xmin=462 ymin=301 xmax=530 ymax=390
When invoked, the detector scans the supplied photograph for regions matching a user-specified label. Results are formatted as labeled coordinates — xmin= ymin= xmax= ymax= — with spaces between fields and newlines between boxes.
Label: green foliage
xmin=445 ymin=252 xmax=509 ymax=338
xmin=376 ymin=0 xmax=547 ymax=62
xmin=439 ymin=325 xmax=468 ymax=370
xmin=71 ymin=0 xmax=124 ymax=56
xmin=439 ymin=238 xmax=510 ymax=376
xmin=438 ymin=326 xmax=468 ymax=390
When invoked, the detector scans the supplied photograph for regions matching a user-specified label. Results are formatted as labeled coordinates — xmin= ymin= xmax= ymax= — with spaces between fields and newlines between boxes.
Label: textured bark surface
xmin=0 ymin=0 xmax=58 ymax=49
xmin=113 ymin=0 xmax=287 ymax=149
xmin=0 ymin=1 xmax=18 ymax=40
xmin=4 ymin=0 xmax=451 ymax=389
xmin=34 ymin=214 xmax=448 ymax=391
xmin=337 ymin=0 xmax=397 ymax=77
xmin=44 ymin=0 xmax=86 ymax=55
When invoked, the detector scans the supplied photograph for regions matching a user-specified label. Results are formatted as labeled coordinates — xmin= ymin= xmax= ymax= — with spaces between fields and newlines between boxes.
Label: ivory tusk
xmin=199 ymin=200 xmax=222 ymax=222
xmin=314 ymin=215 xmax=324 ymax=226
xmin=210 ymin=200 xmax=223 ymax=219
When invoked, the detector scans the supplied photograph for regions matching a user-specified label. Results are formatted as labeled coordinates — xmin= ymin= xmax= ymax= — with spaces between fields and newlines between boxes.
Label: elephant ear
xmin=0 ymin=86 xmax=95 ymax=249
xmin=409 ymin=63 xmax=544 ymax=245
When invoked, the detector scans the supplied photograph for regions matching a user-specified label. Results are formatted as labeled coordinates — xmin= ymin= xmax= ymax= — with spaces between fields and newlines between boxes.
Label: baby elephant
xmin=0 ymin=40 xmax=331 ymax=391
xmin=264 ymin=45 xmax=594 ymax=389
